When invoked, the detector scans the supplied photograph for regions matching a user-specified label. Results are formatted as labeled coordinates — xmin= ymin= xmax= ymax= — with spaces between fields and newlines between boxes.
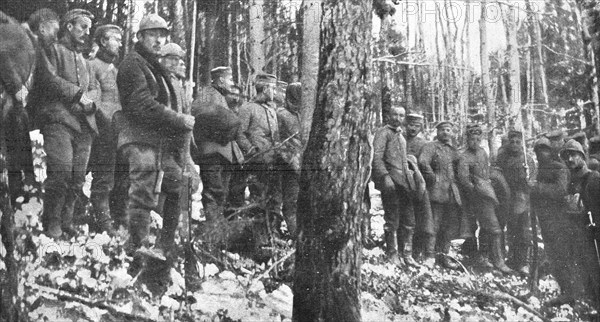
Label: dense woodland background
xmin=2 ymin=0 xmax=600 ymax=321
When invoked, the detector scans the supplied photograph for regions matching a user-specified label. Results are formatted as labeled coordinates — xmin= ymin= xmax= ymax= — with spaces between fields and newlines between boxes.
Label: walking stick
xmin=522 ymin=132 xmax=539 ymax=292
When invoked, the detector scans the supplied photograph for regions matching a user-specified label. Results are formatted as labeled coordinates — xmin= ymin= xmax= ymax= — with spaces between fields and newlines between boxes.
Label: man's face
xmin=263 ymin=84 xmax=275 ymax=101
xmin=508 ymin=136 xmax=522 ymax=151
xmin=176 ymin=59 xmax=186 ymax=78
xmin=406 ymin=122 xmax=422 ymax=138
xmin=138 ymin=29 xmax=167 ymax=55
xmin=535 ymin=147 xmax=552 ymax=163
xmin=102 ymin=30 xmax=122 ymax=56
xmin=436 ymin=125 xmax=454 ymax=143
xmin=159 ymin=55 xmax=180 ymax=75
xmin=467 ymin=133 xmax=481 ymax=150
xmin=564 ymin=151 xmax=586 ymax=170
xmin=220 ymin=74 xmax=235 ymax=91
xmin=39 ymin=20 xmax=59 ymax=44
xmin=67 ymin=16 xmax=92 ymax=46
xmin=387 ymin=107 xmax=405 ymax=128
xmin=550 ymin=138 xmax=564 ymax=152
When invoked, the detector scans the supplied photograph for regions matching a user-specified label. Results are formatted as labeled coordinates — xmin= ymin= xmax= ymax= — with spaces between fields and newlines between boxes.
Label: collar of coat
xmin=59 ymin=35 xmax=84 ymax=52
xmin=95 ymin=47 xmax=117 ymax=64
xmin=134 ymin=42 xmax=171 ymax=80
xmin=385 ymin=124 xmax=403 ymax=133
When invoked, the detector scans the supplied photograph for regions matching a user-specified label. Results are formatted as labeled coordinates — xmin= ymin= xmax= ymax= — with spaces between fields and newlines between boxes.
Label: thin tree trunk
xmin=293 ymin=0 xmax=374 ymax=320
xmin=248 ymin=0 xmax=266 ymax=75
xmin=480 ymin=0 xmax=497 ymax=159
xmin=170 ymin=0 xmax=185 ymax=47
xmin=503 ymin=4 xmax=522 ymax=129
xmin=298 ymin=0 xmax=322 ymax=150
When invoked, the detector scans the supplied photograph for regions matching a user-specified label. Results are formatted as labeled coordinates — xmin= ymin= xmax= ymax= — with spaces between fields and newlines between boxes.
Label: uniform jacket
xmin=495 ymin=147 xmax=535 ymax=213
xmin=406 ymin=135 xmax=427 ymax=157
xmin=0 ymin=16 xmax=35 ymax=96
xmin=418 ymin=140 xmax=462 ymax=205
xmin=237 ymin=99 xmax=280 ymax=164
xmin=569 ymin=169 xmax=600 ymax=224
xmin=191 ymin=85 xmax=243 ymax=164
xmin=530 ymin=159 xmax=569 ymax=212
xmin=458 ymin=146 xmax=498 ymax=205
xmin=276 ymin=107 xmax=302 ymax=171
xmin=115 ymin=42 xmax=191 ymax=157
xmin=372 ymin=125 xmax=414 ymax=192
xmin=88 ymin=49 xmax=120 ymax=126
xmin=37 ymin=35 xmax=97 ymax=134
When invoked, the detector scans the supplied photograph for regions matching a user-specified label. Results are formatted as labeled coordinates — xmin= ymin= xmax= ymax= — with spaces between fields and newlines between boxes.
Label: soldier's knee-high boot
xmin=91 ymin=191 xmax=115 ymax=235
xmin=513 ymin=244 xmax=531 ymax=275
xmin=127 ymin=209 xmax=151 ymax=253
xmin=422 ymin=234 xmax=436 ymax=268
xmin=384 ymin=224 xmax=402 ymax=266
xmin=61 ymin=191 xmax=79 ymax=236
xmin=490 ymin=234 xmax=513 ymax=274
xmin=399 ymin=228 xmax=421 ymax=267
xmin=42 ymin=189 xmax=65 ymax=238
xmin=159 ymin=194 xmax=181 ymax=255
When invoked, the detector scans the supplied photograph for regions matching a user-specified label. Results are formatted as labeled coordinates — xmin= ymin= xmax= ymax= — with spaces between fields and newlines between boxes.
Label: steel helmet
xmin=138 ymin=14 xmax=169 ymax=33
xmin=559 ymin=139 xmax=586 ymax=160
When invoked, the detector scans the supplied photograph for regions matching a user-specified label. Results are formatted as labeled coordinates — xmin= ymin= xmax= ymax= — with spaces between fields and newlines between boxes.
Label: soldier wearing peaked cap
xmin=192 ymin=65 xmax=243 ymax=224
xmin=495 ymin=129 xmax=535 ymax=275
xmin=85 ymin=23 xmax=124 ymax=234
xmin=37 ymin=7 xmax=97 ymax=239
xmin=418 ymin=121 xmax=462 ymax=269
xmin=559 ymin=140 xmax=600 ymax=308
xmin=545 ymin=129 xmax=565 ymax=162
xmin=589 ymin=136 xmax=600 ymax=171
xmin=115 ymin=14 xmax=196 ymax=275
xmin=233 ymin=73 xmax=283 ymax=235
xmin=458 ymin=124 xmax=513 ymax=274
xmin=405 ymin=113 xmax=427 ymax=157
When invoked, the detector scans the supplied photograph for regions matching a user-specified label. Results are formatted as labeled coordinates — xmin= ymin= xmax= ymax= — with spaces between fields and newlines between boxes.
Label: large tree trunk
xmin=503 ymin=4 xmax=522 ymax=128
xmin=248 ymin=0 xmax=266 ymax=75
xmin=169 ymin=0 xmax=185 ymax=47
xmin=292 ymin=0 xmax=374 ymax=321
xmin=298 ymin=0 xmax=322 ymax=149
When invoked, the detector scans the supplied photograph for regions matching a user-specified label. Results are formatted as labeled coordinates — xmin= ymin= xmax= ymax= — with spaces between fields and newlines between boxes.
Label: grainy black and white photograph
xmin=0 ymin=0 xmax=599 ymax=320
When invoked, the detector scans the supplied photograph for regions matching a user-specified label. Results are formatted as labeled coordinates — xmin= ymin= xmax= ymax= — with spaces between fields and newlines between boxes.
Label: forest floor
xmin=1 ymin=182 xmax=597 ymax=321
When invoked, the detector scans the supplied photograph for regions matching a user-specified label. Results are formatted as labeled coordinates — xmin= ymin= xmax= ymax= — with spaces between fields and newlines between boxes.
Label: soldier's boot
xmin=440 ymin=242 xmax=459 ymax=270
xmin=91 ymin=192 xmax=115 ymax=235
xmin=476 ymin=233 xmax=494 ymax=268
xmin=422 ymin=235 xmax=436 ymax=269
xmin=384 ymin=226 xmax=402 ymax=266
xmin=490 ymin=234 xmax=514 ymax=274
xmin=399 ymin=229 xmax=421 ymax=268
xmin=158 ymin=195 xmax=181 ymax=256
xmin=61 ymin=192 xmax=79 ymax=237
xmin=42 ymin=190 xmax=65 ymax=239
xmin=513 ymin=245 xmax=530 ymax=275
xmin=461 ymin=236 xmax=478 ymax=259
xmin=126 ymin=209 xmax=154 ymax=276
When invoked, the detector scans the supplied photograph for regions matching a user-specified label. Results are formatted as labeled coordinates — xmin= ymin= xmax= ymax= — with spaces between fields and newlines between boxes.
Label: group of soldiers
xmin=373 ymin=105 xmax=600 ymax=307
xmin=13 ymin=8 xmax=302 ymax=282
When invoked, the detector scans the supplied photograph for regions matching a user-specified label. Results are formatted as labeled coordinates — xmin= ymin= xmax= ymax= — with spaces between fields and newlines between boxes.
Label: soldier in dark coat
xmin=86 ymin=24 xmax=123 ymax=234
xmin=405 ymin=113 xmax=427 ymax=157
xmin=192 ymin=66 xmax=243 ymax=222
xmin=560 ymin=139 xmax=600 ymax=309
xmin=276 ymin=82 xmax=303 ymax=237
xmin=457 ymin=124 xmax=512 ymax=273
xmin=115 ymin=15 xmax=195 ymax=263
xmin=38 ymin=9 xmax=97 ymax=238
xmin=545 ymin=129 xmax=565 ymax=163
xmin=236 ymin=73 xmax=282 ymax=230
xmin=373 ymin=106 xmax=420 ymax=267
xmin=495 ymin=130 xmax=534 ymax=275
xmin=418 ymin=121 xmax=462 ymax=269
xmin=530 ymin=137 xmax=587 ymax=306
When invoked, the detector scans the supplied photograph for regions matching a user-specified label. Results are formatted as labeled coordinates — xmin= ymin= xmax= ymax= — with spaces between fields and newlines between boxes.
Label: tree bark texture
xmin=480 ymin=0 xmax=497 ymax=159
xmin=292 ymin=0 xmax=374 ymax=321
xmin=503 ymin=4 xmax=522 ymax=128
xmin=248 ymin=0 xmax=266 ymax=75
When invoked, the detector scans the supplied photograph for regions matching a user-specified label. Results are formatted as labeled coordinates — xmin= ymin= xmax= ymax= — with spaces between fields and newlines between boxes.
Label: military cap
xmin=210 ymin=66 xmax=232 ymax=80
xmin=93 ymin=24 xmax=122 ymax=42
xmin=507 ymin=130 xmax=522 ymax=139
xmin=466 ymin=123 xmax=482 ymax=136
xmin=545 ymin=130 xmax=565 ymax=140
xmin=255 ymin=73 xmax=277 ymax=86
xmin=62 ymin=9 xmax=94 ymax=25
xmin=28 ymin=8 xmax=59 ymax=32
xmin=406 ymin=113 xmax=424 ymax=124
xmin=160 ymin=43 xmax=185 ymax=58
xmin=286 ymin=82 xmax=302 ymax=108
xmin=560 ymin=139 xmax=586 ymax=160
xmin=435 ymin=121 xmax=454 ymax=130
xmin=138 ymin=14 xmax=169 ymax=33
xmin=589 ymin=136 xmax=600 ymax=155
xmin=277 ymin=81 xmax=288 ymax=89
xmin=568 ymin=131 xmax=587 ymax=142
xmin=533 ymin=137 xmax=552 ymax=151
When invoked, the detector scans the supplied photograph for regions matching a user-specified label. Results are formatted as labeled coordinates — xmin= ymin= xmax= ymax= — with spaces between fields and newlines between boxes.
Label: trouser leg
xmin=280 ymin=165 xmax=299 ymax=237
xmin=227 ymin=163 xmax=247 ymax=208
xmin=198 ymin=155 xmax=229 ymax=222
xmin=381 ymin=186 xmax=401 ymax=265
xmin=89 ymin=120 xmax=116 ymax=232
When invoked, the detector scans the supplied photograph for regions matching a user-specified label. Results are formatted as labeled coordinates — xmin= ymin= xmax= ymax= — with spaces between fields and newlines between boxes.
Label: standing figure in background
xmin=545 ymin=130 xmax=565 ymax=162
xmin=372 ymin=106 xmax=420 ymax=267
xmin=457 ymin=124 xmax=512 ymax=274
xmin=192 ymin=66 xmax=243 ymax=223
xmin=418 ymin=121 xmax=462 ymax=269
xmin=38 ymin=9 xmax=97 ymax=238
xmin=87 ymin=24 xmax=123 ymax=234
xmin=495 ymin=130 xmax=534 ymax=275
